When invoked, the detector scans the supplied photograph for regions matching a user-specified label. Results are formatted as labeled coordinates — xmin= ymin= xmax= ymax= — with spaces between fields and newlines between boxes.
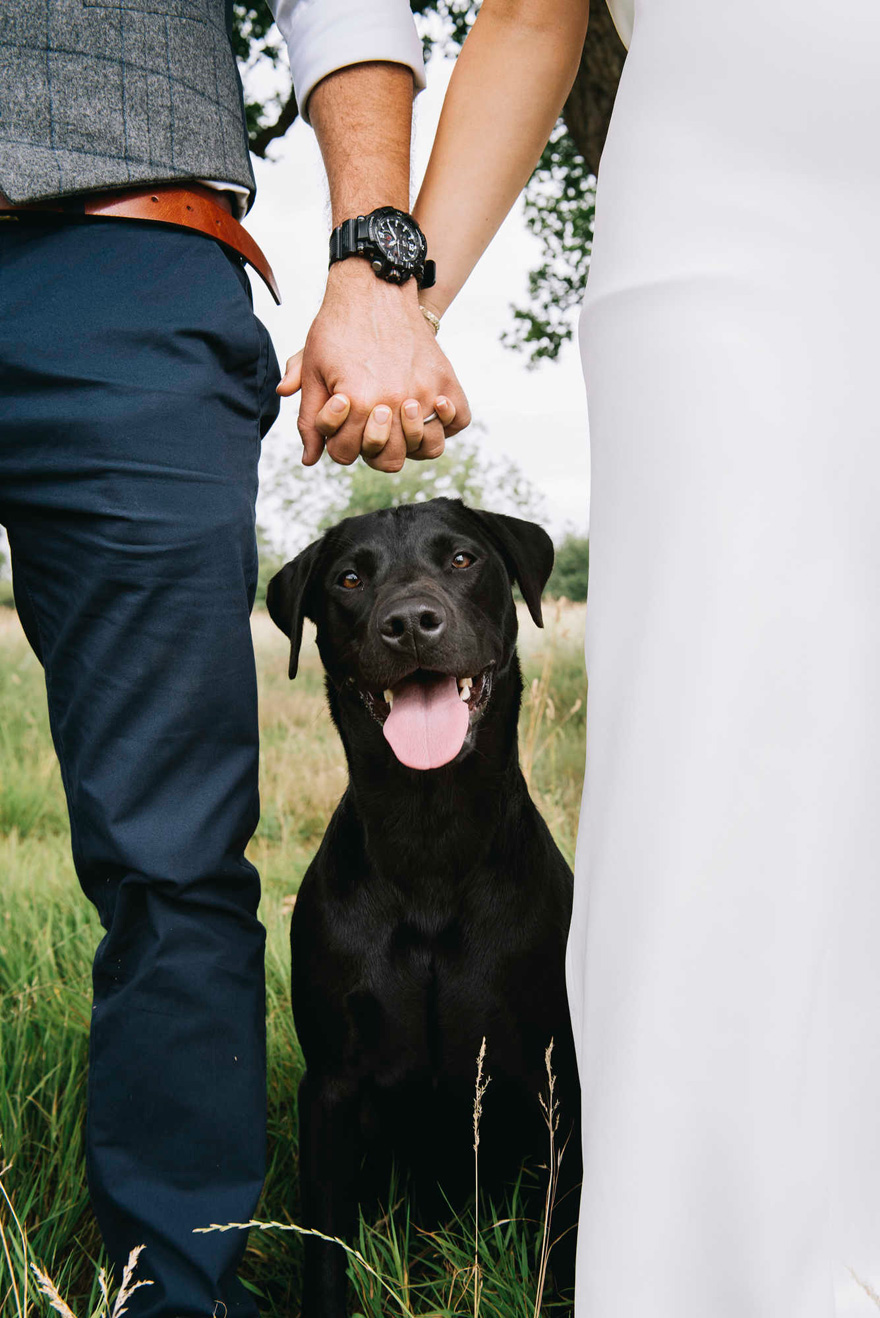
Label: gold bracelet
xmin=419 ymin=305 xmax=441 ymax=336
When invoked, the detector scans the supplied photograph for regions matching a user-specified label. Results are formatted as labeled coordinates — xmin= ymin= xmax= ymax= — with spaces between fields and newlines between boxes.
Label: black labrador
xmin=267 ymin=497 xmax=581 ymax=1318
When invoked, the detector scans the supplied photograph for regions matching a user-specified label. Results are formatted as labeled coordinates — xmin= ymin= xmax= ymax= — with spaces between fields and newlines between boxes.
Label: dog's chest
xmin=344 ymin=909 xmax=515 ymax=1080
xmin=388 ymin=911 xmax=462 ymax=970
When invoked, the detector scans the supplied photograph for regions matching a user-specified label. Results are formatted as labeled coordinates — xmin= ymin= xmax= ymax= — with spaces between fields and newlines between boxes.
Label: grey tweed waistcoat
xmin=0 ymin=0 xmax=256 ymax=207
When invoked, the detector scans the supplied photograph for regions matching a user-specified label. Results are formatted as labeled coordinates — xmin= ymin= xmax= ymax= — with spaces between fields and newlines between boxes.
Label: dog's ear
xmin=469 ymin=510 xmax=555 ymax=628
xmin=266 ymin=539 xmax=322 ymax=679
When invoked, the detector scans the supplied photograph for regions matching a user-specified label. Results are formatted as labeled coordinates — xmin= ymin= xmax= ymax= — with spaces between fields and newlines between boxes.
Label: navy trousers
xmin=0 ymin=217 xmax=281 ymax=1317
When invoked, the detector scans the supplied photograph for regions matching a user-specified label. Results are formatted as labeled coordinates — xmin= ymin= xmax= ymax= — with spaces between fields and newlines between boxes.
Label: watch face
xmin=373 ymin=213 xmax=422 ymax=267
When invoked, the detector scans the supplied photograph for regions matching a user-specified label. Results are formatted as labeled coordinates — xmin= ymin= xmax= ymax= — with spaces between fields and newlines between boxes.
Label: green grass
xmin=0 ymin=603 xmax=586 ymax=1317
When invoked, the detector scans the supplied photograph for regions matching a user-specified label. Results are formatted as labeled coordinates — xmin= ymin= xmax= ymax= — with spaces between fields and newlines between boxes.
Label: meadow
xmin=0 ymin=600 xmax=587 ymax=1318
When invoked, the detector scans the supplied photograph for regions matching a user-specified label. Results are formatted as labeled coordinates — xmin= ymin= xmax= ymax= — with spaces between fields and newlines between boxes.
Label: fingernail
xmin=374 ymin=405 xmax=391 ymax=424
xmin=436 ymin=396 xmax=448 ymax=409
xmin=330 ymin=394 xmax=348 ymax=414
xmin=404 ymin=401 xmax=420 ymax=420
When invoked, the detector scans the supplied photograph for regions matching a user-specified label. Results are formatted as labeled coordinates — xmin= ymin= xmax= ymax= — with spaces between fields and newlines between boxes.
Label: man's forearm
xmin=308 ymin=60 xmax=415 ymax=224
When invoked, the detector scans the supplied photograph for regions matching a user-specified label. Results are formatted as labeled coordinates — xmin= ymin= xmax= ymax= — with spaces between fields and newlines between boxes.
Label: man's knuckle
xmin=327 ymin=441 xmax=357 ymax=466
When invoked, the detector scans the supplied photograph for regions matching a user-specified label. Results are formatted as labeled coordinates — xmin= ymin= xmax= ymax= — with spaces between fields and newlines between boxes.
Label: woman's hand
xmin=279 ymin=260 xmax=470 ymax=471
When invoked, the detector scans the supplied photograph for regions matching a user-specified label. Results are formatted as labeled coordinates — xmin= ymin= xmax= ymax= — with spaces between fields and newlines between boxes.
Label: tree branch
xmin=249 ymin=88 xmax=300 ymax=158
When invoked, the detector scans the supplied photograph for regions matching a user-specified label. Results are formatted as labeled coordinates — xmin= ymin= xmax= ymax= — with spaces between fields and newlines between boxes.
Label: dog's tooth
xmin=460 ymin=685 xmax=470 ymax=703
xmin=458 ymin=676 xmax=473 ymax=693
xmin=384 ymin=689 xmax=394 ymax=707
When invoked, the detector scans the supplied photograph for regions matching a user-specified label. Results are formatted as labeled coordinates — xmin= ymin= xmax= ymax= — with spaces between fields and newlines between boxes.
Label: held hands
xmin=278 ymin=261 xmax=470 ymax=472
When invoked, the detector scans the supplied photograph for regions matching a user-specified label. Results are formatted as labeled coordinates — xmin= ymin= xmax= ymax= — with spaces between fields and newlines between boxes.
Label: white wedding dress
xmin=567 ymin=1 xmax=880 ymax=1314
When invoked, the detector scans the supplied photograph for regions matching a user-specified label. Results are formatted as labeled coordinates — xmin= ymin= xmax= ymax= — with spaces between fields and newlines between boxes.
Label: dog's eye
xmin=339 ymin=570 xmax=362 ymax=590
xmin=451 ymin=552 xmax=474 ymax=569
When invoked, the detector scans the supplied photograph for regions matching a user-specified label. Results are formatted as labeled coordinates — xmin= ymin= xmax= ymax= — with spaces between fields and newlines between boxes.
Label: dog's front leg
xmin=298 ymin=1071 xmax=361 ymax=1318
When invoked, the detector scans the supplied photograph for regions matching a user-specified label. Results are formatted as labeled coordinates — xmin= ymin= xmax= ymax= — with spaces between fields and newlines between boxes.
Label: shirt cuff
xmin=272 ymin=0 xmax=427 ymax=123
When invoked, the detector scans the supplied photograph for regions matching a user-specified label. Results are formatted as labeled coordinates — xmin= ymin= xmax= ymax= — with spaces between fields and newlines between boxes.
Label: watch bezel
xmin=365 ymin=207 xmax=428 ymax=282
xmin=367 ymin=208 xmax=427 ymax=266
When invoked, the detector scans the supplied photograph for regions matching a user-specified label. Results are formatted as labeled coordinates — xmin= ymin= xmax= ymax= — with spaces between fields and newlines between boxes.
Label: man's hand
xmin=278 ymin=259 xmax=470 ymax=471
xmin=279 ymin=61 xmax=469 ymax=470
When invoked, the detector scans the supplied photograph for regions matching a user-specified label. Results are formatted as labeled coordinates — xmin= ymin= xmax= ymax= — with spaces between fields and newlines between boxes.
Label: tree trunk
xmin=562 ymin=0 xmax=627 ymax=176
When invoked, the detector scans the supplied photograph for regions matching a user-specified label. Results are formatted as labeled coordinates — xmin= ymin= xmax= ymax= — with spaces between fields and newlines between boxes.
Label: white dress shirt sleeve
xmin=270 ymin=0 xmax=427 ymax=123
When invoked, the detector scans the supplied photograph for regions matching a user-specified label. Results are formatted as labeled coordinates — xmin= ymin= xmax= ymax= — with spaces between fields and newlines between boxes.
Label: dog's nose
xmin=379 ymin=599 xmax=447 ymax=651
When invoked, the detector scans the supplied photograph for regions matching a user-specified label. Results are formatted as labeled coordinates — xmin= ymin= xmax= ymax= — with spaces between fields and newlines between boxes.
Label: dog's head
xmin=267 ymin=498 xmax=554 ymax=771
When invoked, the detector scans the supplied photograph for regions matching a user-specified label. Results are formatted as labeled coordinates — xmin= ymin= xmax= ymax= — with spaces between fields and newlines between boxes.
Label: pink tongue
xmin=383 ymin=674 xmax=470 ymax=770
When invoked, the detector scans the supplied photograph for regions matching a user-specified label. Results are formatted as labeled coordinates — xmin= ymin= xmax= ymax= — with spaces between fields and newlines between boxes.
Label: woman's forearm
xmin=414 ymin=0 xmax=589 ymax=317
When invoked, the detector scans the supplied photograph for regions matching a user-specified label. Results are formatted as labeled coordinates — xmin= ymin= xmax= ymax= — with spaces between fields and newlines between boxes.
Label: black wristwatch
xmin=328 ymin=206 xmax=436 ymax=289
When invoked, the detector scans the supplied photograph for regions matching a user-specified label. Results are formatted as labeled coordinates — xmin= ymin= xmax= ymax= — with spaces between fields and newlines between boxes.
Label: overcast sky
xmin=244 ymin=51 xmax=592 ymax=553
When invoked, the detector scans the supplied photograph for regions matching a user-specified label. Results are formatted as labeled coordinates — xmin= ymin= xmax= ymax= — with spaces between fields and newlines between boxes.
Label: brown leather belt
xmin=0 ymin=182 xmax=281 ymax=304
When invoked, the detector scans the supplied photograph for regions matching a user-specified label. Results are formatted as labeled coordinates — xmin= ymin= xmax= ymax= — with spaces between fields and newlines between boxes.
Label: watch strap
xmin=328 ymin=215 xmax=372 ymax=264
